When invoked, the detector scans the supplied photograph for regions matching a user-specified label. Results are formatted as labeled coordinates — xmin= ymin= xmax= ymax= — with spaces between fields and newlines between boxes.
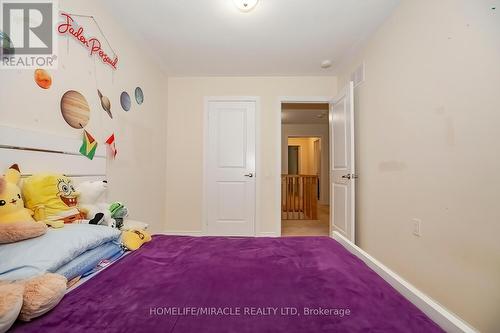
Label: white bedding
xmin=0 ymin=224 xmax=121 ymax=281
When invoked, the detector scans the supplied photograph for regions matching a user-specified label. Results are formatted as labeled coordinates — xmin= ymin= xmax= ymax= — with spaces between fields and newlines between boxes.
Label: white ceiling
xmin=282 ymin=103 xmax=329 ymax=124
xmin=103 ymin=0 xmax=400 ymax=76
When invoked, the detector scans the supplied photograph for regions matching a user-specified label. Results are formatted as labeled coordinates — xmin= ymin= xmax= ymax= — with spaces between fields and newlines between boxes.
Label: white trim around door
xmin=203 ymin=97 xmax=260 ymax=236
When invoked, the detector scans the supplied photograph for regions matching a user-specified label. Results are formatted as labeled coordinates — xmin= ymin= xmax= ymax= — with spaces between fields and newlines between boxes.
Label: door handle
xmin=244 ymin=173 xmax=254 ymax=178
xmin=341 ymin=173 xmax=359 ymax=180
xmin=342 ymin=174 xmax=351 ymax=180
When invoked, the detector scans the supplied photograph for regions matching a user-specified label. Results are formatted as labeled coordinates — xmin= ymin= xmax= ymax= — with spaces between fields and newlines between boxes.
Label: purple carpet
xmin=14 ymin=236 xmax=443 ymax=332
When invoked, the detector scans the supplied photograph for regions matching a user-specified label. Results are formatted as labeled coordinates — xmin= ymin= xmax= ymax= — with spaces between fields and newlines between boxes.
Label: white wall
xmin=338 ymin=0 xmax=500 ymax=331
xmin=282 ymin=124 xmax=330 ymax=204
xmin=0 ymin=0 xmax=167 ymax=232
xmin=166 ymin=76 xmax=337 ymax=235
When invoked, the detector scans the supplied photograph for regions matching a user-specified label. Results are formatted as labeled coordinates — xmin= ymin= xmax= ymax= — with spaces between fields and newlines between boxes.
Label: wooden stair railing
xmin=281 ymin=174 xmax=318 ymax=220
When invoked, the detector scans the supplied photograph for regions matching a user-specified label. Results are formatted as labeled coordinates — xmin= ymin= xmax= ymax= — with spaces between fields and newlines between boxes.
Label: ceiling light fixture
xmin=233 ymin=0 xmax=259 ymax=12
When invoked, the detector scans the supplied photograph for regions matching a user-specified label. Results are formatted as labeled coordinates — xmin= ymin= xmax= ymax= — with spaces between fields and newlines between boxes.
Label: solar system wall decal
xmin=60 ymin=90 xmax=91 ymax=129
xmin=34 ymin=69 xmax=52 ymax=89
xmin=98 ymin=89 xmax=112 ymax=118
xmin=24 ymin=11 xmax=142 ymax=163
xmin=120 ymin=91 xmax=131 ymax=111
xmin=0 ymin=30 xmax=14 ymax=56
xmin=135 ymin=87 xmax=144 ymax=105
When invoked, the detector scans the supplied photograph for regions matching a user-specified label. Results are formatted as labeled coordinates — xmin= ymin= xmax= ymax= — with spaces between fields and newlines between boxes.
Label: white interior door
xmin=330 ymin=82 xmax=355 ymax=242
xmin=206 ymin=100 xmax=256 ymax=236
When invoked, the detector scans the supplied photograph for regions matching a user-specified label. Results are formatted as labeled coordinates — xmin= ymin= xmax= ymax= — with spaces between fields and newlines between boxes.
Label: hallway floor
xmin=281 ymin=204 xmax=330 ymax=236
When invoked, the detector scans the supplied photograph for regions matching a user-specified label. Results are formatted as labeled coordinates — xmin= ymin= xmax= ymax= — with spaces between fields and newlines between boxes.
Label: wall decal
xmin=97 ymin=89 xmax=112 ymax=119
xmin=60 ymin=90 xmax=90 ymax=129
xmin=120 ymin=91 xmax=131 ymax=111
xmin=0 ymin=30 xmax=15 ymax=55
xmin=135 ymin=87 xmax=144 ymax=105
xmin=80 ymin=130 xmax=98 ymax=160
xmin=106 ymin=133 xmax=117 ymax=159
xmin=57 ymin=13 xmax=119 ymax=70
xmin=34 ymin=69 xmax=52 ymax=89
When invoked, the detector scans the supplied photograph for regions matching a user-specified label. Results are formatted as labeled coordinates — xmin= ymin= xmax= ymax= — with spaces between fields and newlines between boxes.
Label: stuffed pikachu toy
xmin=0 ymin=164 xmax=33 ymax=224
xmin=0 ymin=164 xmax=48 ymax=244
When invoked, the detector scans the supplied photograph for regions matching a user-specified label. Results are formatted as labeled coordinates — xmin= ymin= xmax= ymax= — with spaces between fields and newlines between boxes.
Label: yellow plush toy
xmin=22 ymin=174 xmax=85 ymax=228
xmin=0 ymin=164 xmax=34 ymax=224
xmin=122 ymin=229 xmax=152 ymax=251
xmin=0 ymin=164 xmax=48 ymax=243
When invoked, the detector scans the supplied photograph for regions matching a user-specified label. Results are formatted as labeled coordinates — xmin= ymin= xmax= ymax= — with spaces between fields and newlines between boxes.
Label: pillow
xmin=0 ymin=224 xmax=121 ymax=281
xmin=0 ymin=221 xmax=47 ymax=244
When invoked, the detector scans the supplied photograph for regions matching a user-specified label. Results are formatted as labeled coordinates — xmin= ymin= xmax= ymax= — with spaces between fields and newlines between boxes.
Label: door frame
xmin=202 ymin=96 xmax=261 ymax=236
xmin=275 ymin=96 xmax=333 ymax=236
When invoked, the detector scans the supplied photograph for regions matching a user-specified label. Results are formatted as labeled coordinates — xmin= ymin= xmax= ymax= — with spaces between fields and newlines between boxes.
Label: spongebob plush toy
xmin=22 ymin=174 xmax=85 ymax=228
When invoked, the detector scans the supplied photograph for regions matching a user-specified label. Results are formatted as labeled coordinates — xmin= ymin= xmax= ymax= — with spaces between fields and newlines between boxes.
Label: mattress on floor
xmin=55 ymin=241 xmax=123 ymax=280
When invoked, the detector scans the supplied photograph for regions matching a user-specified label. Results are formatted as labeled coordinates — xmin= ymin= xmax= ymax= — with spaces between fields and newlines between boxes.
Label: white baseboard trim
xmin=332 ymin=232 xmax=477 ymax=333
xmin=160 ymin=231 xmax=280 ymax=237
xmin=160 ymin=230 xmax=203 ymax=237
xmin=257 ymin=231 xmax=279 ymax=237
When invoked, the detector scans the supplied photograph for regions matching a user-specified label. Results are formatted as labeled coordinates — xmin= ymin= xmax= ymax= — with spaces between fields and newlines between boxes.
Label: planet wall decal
xmin=135 ymin=87 xmax=144 ymax=105
xmin=60 ymin=90 xmax=90 ymax=129
xmin=34 ymin=69 xmax=52 ymax=89
xmin=0 ymin=31 xmax=14 ymax=56
xmin=120 ymin=91 xmax=131 ymax=111
xmin=97 ymin=89 xmax=112 ymax=119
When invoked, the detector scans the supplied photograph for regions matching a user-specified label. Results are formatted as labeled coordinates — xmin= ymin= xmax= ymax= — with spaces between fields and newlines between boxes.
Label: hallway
xmin=281 ymin=204 xmax=329 ymax=236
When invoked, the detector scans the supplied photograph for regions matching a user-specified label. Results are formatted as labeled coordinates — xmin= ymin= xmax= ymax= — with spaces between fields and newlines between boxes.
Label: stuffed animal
xmin=0 ymin=166 xmax=67 ymax=332
xmin=109 ymin=202 xmax=128 ymax=229
xmin=0 ymin=164 xmax=35 ymax=225
xmin=77 ymin=180 xmax=114 ymax=227
xmin=0 ymin=165 xmax=47 ymax=243
xmin=22 ymin=174 xmax=85 ymax=228
xmin=0 ymin=273 xmax=67 ymax=332
xmin=122 ymin=229 xmax=152 ymax=251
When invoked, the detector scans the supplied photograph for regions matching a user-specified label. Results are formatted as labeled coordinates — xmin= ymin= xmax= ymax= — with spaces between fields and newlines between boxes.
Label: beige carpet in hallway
xmin=281 ymin=204 xmax=330 ymax=236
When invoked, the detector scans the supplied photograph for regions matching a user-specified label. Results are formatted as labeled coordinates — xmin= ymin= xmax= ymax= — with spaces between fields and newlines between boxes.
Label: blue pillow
xmin=0 ymin=224 xmax=121 ymax=281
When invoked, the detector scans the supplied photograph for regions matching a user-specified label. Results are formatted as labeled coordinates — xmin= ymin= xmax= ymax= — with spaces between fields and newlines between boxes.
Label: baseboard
xmin=257 ymin=231 xmax=279 ymax=237
xmin=161 ymin=231 xmax=279 ymax=237
xmin=332 ymin=232 xmax=477 ymax=333
xmin=160 ymin=230 xmax=203 ymax=236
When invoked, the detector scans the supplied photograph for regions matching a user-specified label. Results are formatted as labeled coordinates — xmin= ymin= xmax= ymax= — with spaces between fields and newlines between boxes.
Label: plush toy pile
xmin=0 ymin=165 xmax=67 ymax=333
xmin=0 ymin=164 xmax=152 ymax=331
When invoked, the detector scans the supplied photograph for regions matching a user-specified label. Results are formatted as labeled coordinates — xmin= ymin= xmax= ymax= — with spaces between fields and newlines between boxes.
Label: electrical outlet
xmin=412 ymin=218 xmax=422 ymax=237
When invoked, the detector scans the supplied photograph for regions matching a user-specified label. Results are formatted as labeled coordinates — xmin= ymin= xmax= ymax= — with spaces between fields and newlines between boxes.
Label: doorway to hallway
xmin=280 ymin=102 xmax=330 ymax=236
